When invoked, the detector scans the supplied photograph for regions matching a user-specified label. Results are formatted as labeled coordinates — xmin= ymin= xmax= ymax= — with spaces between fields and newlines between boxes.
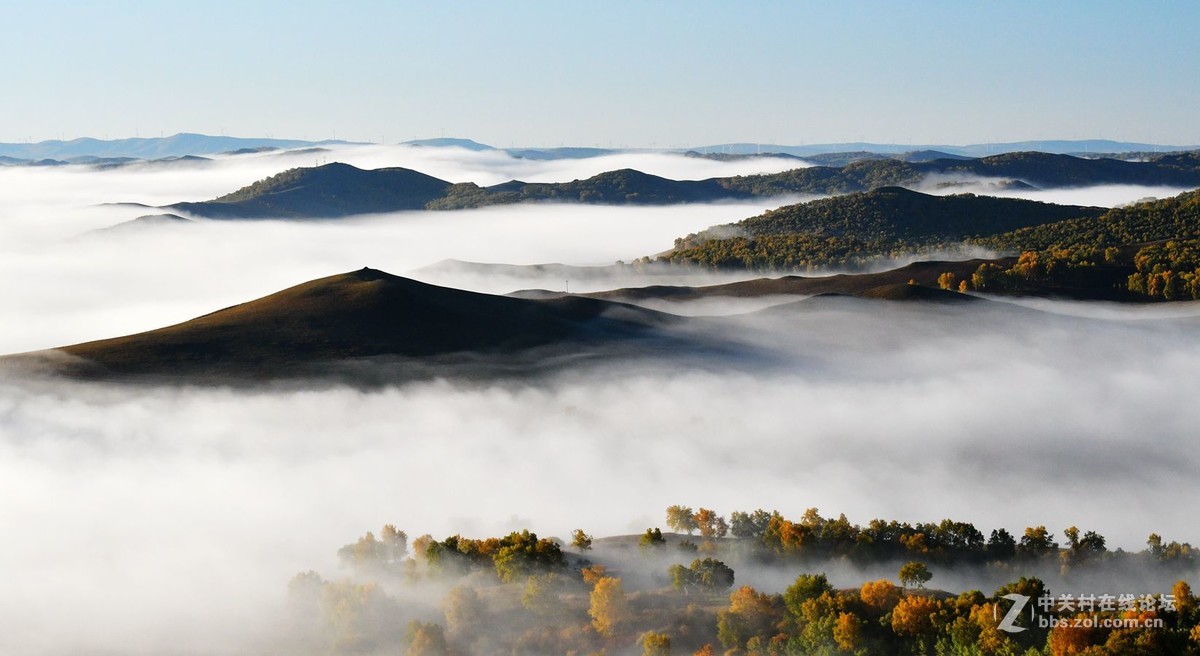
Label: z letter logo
xmin=996 ymin=593 xmax=1030 ymax=633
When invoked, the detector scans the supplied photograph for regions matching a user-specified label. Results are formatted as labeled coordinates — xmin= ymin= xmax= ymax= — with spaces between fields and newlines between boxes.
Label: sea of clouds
xmin=1 ymin=146 xmax=1197 ymax=654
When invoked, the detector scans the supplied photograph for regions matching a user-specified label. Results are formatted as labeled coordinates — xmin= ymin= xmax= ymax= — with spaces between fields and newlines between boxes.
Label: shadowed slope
xmin=54 ymin=268 xmax=672 ymax=378
xmin=581 ymin=259 xmax=1009 ymax=303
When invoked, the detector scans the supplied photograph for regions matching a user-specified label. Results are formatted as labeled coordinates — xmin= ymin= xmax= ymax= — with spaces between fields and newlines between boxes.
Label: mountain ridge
xmin=154 ymin=153 xmax=1200 ymax=220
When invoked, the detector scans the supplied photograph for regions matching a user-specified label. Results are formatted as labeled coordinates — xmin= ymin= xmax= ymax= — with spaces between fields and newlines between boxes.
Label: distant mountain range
xmin=151 ymin=152 xmax=1200 ymax=220
xmin=689 ymin=139 xmax=1200 ymax=158
xmin=0 ymin=133 xmax=353 ymax=160
xmin=1 ymin=133 xmax=1195 ymax=163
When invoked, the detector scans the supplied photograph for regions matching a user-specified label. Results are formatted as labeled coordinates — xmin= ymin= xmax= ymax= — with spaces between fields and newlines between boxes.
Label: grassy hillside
xmin=54 ymin=268 xmax=668 ymax=378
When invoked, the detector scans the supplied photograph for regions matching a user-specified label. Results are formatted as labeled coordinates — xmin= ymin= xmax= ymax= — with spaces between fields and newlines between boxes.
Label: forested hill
xmin=160 ymin=152 xmax=1200 ymax=219
xmin=980 ymin=188 xmax=1200 ymax=252
xmin=169 ymin=163 xmax=455 ymax=218
xmin=659 ymin=188 xmax=1200 ymax=303
xmin=662 ymin=188 xmax=1105 ymax=271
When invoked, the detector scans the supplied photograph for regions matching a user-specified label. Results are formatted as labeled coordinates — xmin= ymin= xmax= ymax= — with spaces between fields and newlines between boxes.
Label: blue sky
xmin=2 ymin=0 xmax=1198 ymax=146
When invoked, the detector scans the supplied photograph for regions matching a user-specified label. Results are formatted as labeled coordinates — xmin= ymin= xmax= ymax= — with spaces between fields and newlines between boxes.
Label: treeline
xmin=659 ymin=505 xmax=1195 ymax=571
xmin=932 ymin=237 xmax=1200 ymax=302
xmin=286 ymin=506 xmax=1198 ymax=655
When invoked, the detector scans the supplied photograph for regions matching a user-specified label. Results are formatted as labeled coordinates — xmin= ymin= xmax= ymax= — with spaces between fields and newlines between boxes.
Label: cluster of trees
xmin=660 ymin=506 xmax=1197 ymax=574
xmin=937 ymin=247 xmax=1128 ymax=297
xmin=669 ymin=558 xmax=736 ymax=592
xmin=289 ymin=514 xmax=1199 ymax=655
xmin=934 ymin=236 xmax=1200 ymax=302
xmin=1126 ymin=239 xmax=1200 ymax=300
xmin=710 ymin=574 xmax=1199 ymax=655
xmin=336 ymin=526 xmax=565 ymax=583
xmin=666 ymin=505 xmax=731 ymax=539
xmin=421 ymin=529 xmax=565 ymax=581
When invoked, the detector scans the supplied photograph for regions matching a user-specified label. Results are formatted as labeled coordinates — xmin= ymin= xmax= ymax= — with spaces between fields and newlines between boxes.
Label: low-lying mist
xmin=2 ymin=297 xmax=1199 ymax=654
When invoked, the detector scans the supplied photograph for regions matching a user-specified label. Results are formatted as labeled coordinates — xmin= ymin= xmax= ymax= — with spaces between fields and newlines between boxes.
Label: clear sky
xmin=2 ymin=0 xmax=1198 ymax=147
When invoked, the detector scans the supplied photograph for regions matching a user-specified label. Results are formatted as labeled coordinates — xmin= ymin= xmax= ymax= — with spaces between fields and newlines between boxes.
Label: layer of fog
xmin=3 ymin=297 xmax=1200 ymax=654
xmin=4 ymin=154 xmax=1200 ymax=654
xmin=917 ymin=175 xmax=1194 ymax=208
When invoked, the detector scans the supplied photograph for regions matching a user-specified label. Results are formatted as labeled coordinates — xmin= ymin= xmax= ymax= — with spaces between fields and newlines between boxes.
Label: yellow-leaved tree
xmin=589 ymin=576 xmax=630 ymax=638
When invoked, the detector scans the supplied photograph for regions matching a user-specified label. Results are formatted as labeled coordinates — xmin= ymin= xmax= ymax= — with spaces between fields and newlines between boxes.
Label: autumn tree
xmin=1175 ymin=580 xmax=1197 ymax=623
xmin=1018 ymin=526 xmax=1057 ymax=557
xmin=322 ymin=581 xmax=402 ymax=653
xmin=338 ymin=530 xmax=404 ymax=576
xmin=589 ymin=577 xmax=631 ymax=638
xmin=640 ymin=528 xmax=667 ymax=551
xmin=381 ymin=524 xmax=408 ymax=561
xmin=522 ymin=572 xmax=563 ymax=616
xmin=938 ymin=271 xmax=957 ymax=290
xmin=411 ymin=534 xmax=434 ymax=562
xmin=1061 ymin=526 xmax=1106 ymax=567
xmin=581 ymin=564 xmax=608 ymax=586
xmin=898 ymin=561 xmax=932 ymax=590
xmin=641 ymin=631 xmax=671 ymax=655
xmin=784 ymin=573 xmax=833 ymax=617
xmin=891 ymin=595 xmax=938 ymax=636
xmin=859 ymin=579 xmax=901 ymax=614
xmin=832 ymin=612 xmax=862 ymax=652
xmin=440 ymin=585 xmax=484 ymax=634
xmin=695 ymin=508 xmax=727 ymax=540
xmin=405 ymin=620 xmax=450 ymax=656
xmin=666 ymin=505 xmax=698 ymax=534
xmin=571 ymin=529 xmax=593 ymax=550
xmin=716 ymin=586 xmax=784 ymax=650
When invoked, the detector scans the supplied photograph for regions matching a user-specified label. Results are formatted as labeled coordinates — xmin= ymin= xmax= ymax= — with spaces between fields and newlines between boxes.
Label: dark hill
xmin=402 ymin=138 xmax=495 ymax=151
xmin=50 ymin=268 xmax=672 ymax=379
xmin=88 ymin=214 xmax=194 ymax=236
xmin=735 ymin=187 xmax=1103 ymax=240
xmin=922 ymin=151 xmax=1200 ymax=187
xmin=429 ymin=168 xmax=750 ymax=209
xmin=169 ymin=163 xmax=454 ymax=218
xmin=901 ymin=150 xmax=972 ymax=163
xmin=521 ymin=169 xmax=740 ymax=204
